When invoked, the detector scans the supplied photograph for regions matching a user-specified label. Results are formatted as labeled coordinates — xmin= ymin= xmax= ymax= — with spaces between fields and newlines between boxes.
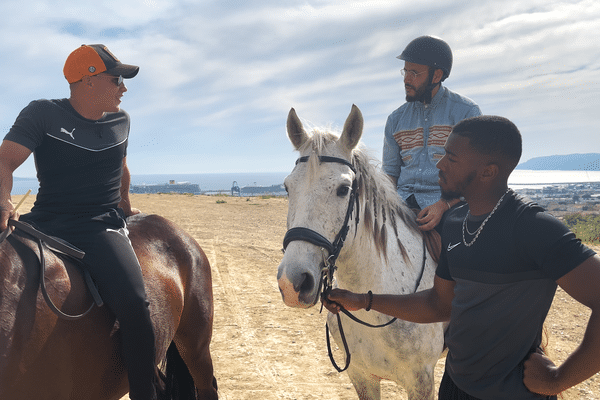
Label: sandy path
xmin=11 ymin=193 xmax=597 ymax=399
xmin=130 ymin=194 xmax=366 ymax=399
xmin=131 ymin=193 xmax=598 ymax=399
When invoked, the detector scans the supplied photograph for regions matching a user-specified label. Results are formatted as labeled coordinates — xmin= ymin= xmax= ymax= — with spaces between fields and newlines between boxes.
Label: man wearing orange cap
xmin=0 ymin=44 xmax=156 ymax=399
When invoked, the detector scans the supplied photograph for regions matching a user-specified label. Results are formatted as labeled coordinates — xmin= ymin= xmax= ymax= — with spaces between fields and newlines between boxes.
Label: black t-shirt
xmin=5 ymin=99 xmax=129 ymax=215
xmin=436 ymin=190 xmax=595 ymax=399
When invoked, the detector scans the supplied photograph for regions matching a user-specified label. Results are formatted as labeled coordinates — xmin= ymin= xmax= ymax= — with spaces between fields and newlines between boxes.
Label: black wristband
xmin=365 ymin=290 xmax=373 ymax=311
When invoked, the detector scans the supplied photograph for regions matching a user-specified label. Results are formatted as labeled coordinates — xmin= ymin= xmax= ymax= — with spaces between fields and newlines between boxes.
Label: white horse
xmin=277 ymin=105 xmax=444 ymax=400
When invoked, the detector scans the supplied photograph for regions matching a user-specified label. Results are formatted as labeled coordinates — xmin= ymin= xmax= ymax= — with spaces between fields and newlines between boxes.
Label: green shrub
xmin=562 ymin=213 xmax=600 ymax=244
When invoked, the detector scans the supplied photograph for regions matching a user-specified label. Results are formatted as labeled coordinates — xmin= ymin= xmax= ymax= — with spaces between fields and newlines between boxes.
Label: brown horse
xmin=0 ymin=213 xmax=218 ymax=400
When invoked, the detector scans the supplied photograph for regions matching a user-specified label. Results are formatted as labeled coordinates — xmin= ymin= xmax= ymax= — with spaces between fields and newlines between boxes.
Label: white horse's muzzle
xmin=277 ymin=242 xmax=325 ymax=308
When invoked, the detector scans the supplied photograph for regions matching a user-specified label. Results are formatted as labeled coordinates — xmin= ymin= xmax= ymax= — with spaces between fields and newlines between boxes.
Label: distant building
xmin=240 ymin=184 xmax=286 ymax=196
xmin=130 ymin=181 xmax=200 ymax=194
xmin=513 ymin=181 xmax=600 ymax=217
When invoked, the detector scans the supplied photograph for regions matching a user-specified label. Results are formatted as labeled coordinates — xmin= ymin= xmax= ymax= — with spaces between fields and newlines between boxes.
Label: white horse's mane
xmin=300 ymin=128 xmax=420 ymax=262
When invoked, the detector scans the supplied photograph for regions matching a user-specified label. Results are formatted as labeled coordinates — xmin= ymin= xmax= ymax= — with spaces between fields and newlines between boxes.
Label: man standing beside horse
xmin=324 ymin=115 xmax=600 ymax=399
xmin=0 ymin=44 xmax=156 ymax=400
xmin=383 ymin=35 xmax=482 ymax=231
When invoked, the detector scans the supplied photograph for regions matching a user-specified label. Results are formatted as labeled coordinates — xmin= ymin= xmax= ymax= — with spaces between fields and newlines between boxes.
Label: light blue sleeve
xmin=466 ymin=104 xmax=482 ymax=118
xmin=381 ymin=114 xmax=401 ymax=178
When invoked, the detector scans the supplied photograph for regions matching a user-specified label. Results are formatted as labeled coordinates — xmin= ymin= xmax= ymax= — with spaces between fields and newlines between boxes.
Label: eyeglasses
xmin=401 ymin=68 xmax=428 ymax=80
xmin=74 ymin=74 xmax=124 ymax=86
xmin=96 ymin=74 xmax=124 ymax=86
xmin=111 ymin=75 xmax=124 ymax=86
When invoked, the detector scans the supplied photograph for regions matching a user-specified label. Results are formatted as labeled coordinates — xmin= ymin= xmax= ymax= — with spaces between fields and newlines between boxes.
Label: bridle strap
xmin=328 ymin=178 xmax=357 ymax=264
xmin=283 ymin=155 xmax=358 ymax=264
xmin=324 ymin=237 xmax=427 ymax=372
xmin=283 ymin=227 xmax=334 ymax=255
xmin=5 ymin=219 xmax=103 ymax=320
xmin=326 ymin=313 xmax=351 ymax=372
xmin=296 ymin=155 xmax=356 ymax=173
xmin=285 ymin=154 xmax=405 ymax=373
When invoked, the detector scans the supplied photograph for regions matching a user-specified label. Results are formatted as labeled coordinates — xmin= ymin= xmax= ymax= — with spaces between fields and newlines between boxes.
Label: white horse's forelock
xmin=296 ymin=126 xmax=341 ymax=181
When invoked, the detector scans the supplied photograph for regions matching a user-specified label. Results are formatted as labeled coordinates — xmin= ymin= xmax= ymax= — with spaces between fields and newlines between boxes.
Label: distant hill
xmin=516 ymin=153 xmax=600 ymax=171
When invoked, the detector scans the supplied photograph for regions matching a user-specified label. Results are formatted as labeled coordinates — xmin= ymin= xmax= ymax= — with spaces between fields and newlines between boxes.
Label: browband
xmin=295 ymin=155 xmax=356 ymax=173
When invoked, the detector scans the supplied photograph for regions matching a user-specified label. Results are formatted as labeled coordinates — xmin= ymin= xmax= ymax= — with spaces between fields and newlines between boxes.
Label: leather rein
xmin=282 ymin=155 xmax=427 ymax=372
xmin=1 ymin=219 xmax=103 ymax=320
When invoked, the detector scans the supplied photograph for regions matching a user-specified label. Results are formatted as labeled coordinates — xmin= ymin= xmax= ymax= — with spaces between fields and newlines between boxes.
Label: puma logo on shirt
xmin=60 ymin=127 xmax=75 ymax=140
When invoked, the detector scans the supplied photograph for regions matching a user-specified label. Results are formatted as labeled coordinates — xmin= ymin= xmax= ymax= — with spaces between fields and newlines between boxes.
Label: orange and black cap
xmin=63 ymin=44 xmax=139 ymax=84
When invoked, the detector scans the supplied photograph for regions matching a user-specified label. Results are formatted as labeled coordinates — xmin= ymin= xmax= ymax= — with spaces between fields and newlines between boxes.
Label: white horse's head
xmin=277 ymin=105 xmax=364 ymax=308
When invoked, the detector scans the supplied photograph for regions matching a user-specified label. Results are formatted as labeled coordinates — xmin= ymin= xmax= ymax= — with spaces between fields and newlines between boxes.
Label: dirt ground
xmin=12 ymin=193 xmax=599 ymax=399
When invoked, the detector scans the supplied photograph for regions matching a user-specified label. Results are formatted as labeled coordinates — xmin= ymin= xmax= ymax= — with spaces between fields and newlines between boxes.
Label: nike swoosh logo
xmin=447 ymin=242 xmax=461 ymax=251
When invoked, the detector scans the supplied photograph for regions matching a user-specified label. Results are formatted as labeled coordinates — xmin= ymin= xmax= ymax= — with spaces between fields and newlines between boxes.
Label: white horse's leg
xmin=347 ymin=367 xmax=381 ymax=400
xmin=402 ymin=366 xmax=436 ymax=400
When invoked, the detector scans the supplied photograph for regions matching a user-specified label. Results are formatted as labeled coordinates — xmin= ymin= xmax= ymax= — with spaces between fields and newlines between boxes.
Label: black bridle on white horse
xmin=282 ymin=155 xmax=427 ymax=373
xmin=283 ymin=156 xmax=359 ymax=297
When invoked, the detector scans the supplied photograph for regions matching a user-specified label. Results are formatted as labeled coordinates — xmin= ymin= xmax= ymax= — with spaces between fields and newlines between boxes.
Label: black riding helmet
xmin=397 ymin=36 xmax=453 ymax=81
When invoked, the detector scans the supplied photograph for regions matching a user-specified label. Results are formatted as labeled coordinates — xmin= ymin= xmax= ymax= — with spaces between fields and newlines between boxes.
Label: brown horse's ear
xmin=287 ymin=108 xmax=309 ymax=150
xmin=339 ymin=104 xmax=363 ymax=151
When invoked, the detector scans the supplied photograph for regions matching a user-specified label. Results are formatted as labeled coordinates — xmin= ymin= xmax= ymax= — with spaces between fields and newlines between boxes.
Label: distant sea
xmin=10 ymin=170 xmax=600 ymax=196
xmin=11 ymin=172 xmax=290 ymax=196
xmin=507 ymin=170 xmax=600 ymax=189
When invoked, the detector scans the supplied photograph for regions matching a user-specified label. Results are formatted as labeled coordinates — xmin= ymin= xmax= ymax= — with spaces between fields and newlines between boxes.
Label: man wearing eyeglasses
xmin=0 ymin=45 xmax=156 ymax=399
xmin=383 ymin=36 xmax=482 ymax=232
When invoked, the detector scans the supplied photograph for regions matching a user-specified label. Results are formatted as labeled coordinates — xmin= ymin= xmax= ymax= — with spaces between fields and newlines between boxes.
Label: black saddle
xmin=1 ymin=219 xmax=103 ymax=320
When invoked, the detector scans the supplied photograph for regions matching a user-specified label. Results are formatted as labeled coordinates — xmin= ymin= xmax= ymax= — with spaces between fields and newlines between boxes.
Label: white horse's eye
xmin=337 ymin=185 xmax=351 ymax=197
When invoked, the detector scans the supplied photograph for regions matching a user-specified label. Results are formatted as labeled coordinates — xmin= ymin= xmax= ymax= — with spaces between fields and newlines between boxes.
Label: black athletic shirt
xmin=5 ymin=99 xmax=129 ymax=215
xmin=436 ymin=190 xmax=595 ymax=399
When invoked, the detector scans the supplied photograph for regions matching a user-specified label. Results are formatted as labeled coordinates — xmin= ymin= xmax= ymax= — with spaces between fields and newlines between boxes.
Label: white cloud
xmin=1 ymin=0 xmax=599 ymax=178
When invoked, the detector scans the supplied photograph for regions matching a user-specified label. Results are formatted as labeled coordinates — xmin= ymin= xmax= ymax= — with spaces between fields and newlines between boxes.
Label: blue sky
xmin=1 ymin=0 xmax=599 ymax=178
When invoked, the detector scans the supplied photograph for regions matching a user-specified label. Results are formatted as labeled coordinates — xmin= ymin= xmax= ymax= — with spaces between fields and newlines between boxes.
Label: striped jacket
xmin=382 ymin=85 xmax=481 ymax=208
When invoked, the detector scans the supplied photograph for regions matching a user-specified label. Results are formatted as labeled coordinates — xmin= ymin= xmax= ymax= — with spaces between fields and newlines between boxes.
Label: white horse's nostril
xmin=298 ymin=272 xmax=316 ymax=294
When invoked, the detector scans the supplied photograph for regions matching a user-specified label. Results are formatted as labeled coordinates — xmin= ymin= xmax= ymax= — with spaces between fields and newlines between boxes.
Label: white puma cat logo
xmin=60 ymin=127 xmax=75 ymax=140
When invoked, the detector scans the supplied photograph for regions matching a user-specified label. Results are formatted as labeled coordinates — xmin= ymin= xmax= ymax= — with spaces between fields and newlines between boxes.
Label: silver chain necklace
xmin=462 ymin=189 xmax=510 ymax=247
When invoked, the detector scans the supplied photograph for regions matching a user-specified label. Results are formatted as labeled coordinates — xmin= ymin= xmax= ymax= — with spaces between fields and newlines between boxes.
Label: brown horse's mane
xmin=300 ymin=128 xmax=420 ymax=263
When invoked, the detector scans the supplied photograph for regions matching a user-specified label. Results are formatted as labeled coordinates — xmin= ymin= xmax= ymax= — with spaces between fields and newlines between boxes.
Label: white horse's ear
xmin=287 ymin=108 xmax=309 ymax=150
xmin=339 ymin=104 xmax=363 ymax=151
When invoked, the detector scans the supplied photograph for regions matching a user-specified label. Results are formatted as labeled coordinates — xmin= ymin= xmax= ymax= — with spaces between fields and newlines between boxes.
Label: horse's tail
xmin=157 ymin=341 xmax=198 ymax=400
